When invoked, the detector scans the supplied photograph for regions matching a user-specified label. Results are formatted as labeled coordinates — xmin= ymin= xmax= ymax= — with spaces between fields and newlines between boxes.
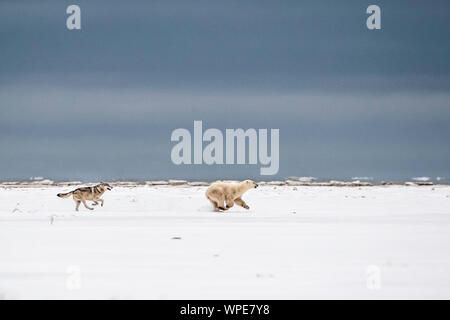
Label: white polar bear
xmin=205 ymin=180 xmax=258 ymax=211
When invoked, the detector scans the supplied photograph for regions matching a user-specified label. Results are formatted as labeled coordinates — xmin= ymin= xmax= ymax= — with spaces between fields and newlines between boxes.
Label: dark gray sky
xmin=1 ymin=0 xmax=449 ymax=181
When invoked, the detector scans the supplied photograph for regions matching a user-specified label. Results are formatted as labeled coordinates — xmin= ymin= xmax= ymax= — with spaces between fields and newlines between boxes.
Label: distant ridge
xmin=0 ymin=178 xmax=445 ymax=187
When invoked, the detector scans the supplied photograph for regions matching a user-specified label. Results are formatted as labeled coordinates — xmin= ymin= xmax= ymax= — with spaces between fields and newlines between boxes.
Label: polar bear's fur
xmin=206 ymin=180 xmax=258 ymax=211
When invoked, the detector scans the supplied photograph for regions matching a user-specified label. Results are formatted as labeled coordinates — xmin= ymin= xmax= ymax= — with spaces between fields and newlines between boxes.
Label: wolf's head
xmin=99 ymin=182 xmax=113 ymax=191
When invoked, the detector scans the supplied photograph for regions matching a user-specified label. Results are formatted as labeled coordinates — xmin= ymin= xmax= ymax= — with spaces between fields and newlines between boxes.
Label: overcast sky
xmin=0 ymin=0 xmax=449 ymax=181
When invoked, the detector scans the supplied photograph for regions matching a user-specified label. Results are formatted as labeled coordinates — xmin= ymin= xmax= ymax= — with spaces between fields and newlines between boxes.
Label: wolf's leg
xmin=92 ymin=198 xmax=104 ymax=206
xmin=75 ymin=201 xmax=81 ymax=211
xmin=235 ymin=197 xmax=250 ymax=209
xmin=81 ymin=199 xmax=94 ymax=210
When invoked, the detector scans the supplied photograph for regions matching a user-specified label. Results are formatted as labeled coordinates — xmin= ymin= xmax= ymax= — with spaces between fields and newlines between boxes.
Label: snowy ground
xmin=0 ymin=185 xmax=450 ymax=299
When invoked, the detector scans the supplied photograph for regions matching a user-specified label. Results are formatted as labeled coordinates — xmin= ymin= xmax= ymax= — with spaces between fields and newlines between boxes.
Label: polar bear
xmin=206 ymin=180 xmax=258 ymax=211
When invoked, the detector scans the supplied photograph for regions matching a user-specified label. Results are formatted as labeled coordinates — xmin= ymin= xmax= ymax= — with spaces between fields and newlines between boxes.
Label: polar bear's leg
xmin=208 ymin=193 xmax=227 ymax=211
xmin=208 ymin=198 xmax=220 ymax=210
xmin=225 ymin=195 xmax=235 ymax=209
xmin=235 ymin=197 xmax=250 ymax=209
xmin=209 ymin=199 xmax=218 ymax=208
xmin=211 ymin=194 xmax=227 ymax=211
xmin=217 ymin=196 xmax=227 ymax=211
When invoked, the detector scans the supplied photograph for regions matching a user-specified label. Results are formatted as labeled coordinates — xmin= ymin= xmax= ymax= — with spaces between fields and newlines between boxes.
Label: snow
xmin=1 ymin=185 xmax=450 ymax=299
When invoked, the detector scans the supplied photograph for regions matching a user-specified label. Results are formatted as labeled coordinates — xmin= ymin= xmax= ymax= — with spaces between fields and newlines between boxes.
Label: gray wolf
xmin=57 ymin=182 xmax=113 ymax=211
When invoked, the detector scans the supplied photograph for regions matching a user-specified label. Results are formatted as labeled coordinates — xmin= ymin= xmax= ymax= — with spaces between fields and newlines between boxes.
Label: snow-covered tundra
xmin=0 ymin=184 xmax=449 ymax=299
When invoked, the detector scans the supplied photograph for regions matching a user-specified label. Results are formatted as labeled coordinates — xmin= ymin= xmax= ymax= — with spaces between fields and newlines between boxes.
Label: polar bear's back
xmin=206 ymin=181 xmax=242 ymax=199
xmin=207 ymin=181 xmax=234 ymax=194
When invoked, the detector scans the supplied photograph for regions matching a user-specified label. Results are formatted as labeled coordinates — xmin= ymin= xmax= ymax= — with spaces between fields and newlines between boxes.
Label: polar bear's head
xmin=243 ymin=179 xmax=258 ymax=189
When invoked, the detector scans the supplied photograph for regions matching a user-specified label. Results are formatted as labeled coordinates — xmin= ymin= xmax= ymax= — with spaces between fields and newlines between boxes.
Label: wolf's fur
xmin=206 ymin=180 xmax=258 ymax=211
xmin=57 ymin=182 xmax=113 ymax=211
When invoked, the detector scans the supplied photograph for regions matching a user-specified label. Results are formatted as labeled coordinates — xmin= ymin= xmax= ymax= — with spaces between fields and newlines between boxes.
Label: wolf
xmin=57 ymin=182 xmax=113 ymax=211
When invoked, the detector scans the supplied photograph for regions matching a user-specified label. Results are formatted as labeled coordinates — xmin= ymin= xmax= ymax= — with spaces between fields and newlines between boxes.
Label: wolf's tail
xmin=57 ymin=191 xmax=73 ymax=198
